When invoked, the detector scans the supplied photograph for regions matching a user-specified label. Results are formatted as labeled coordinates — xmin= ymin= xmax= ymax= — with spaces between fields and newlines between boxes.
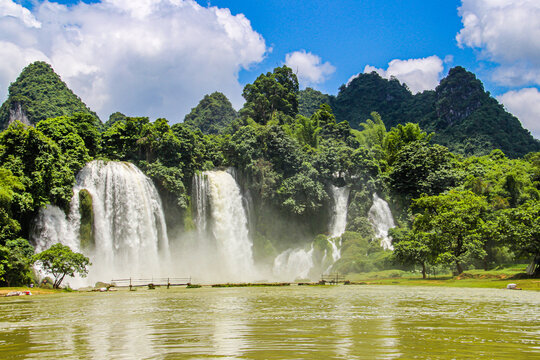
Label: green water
xmin=0 ymin=286 xmax=538 ymax=359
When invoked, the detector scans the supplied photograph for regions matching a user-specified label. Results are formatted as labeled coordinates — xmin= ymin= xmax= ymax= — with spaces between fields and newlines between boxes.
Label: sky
xmin=0 ymin=0 xmax=539 ymax=138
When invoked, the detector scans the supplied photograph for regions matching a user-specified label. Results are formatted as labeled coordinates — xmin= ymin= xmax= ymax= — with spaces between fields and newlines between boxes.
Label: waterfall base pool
xmin=1 ymin=286 xmax=538 ymax=359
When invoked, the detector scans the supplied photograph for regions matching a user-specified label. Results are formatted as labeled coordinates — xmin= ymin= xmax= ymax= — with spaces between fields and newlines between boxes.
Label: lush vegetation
xmin=0 ymin=61 xmax=539 ymax=287
xmin=328 ymin=67 xmax=540 ymax=158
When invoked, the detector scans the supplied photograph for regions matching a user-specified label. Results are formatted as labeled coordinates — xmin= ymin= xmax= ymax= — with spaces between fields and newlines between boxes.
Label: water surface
xmin=0 ymin=286 xmax=538 ymax=359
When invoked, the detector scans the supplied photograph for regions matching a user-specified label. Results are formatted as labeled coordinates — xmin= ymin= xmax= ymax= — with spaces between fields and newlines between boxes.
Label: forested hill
xmin=301 ymin=66 xmax=540 ymax=158
xmin=183 ymin=92 xmax=238 ymax=134
xmin=0 ymin=62 xmax=97 ymax=130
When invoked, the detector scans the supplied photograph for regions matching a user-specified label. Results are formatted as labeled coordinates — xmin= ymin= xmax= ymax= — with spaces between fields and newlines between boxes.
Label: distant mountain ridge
xmin=300 ymin=66 xmax=540 ymax=158
xmin=0 ymin=61 xmax=97 ymax=129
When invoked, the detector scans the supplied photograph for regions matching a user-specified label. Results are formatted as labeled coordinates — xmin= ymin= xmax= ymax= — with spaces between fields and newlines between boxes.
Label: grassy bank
xmin=0 ymin=287 xmax=64 ymax=296
xmin=345 ymin=266 xmax=540 ymax=291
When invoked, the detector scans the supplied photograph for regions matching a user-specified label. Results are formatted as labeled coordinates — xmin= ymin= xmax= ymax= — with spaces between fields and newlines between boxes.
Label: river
xmin=0 ymin=286 xmax=538 ymax=359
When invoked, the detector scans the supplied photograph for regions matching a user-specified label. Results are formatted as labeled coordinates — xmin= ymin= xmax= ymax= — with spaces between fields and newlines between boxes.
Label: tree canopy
xmin=33 ymin=243 xmax=90 ymax=289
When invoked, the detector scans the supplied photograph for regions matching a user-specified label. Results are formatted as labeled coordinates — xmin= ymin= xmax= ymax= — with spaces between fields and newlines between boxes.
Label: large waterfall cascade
xmin=33 ymin=161 xmax=170 ymax=285
xmin=368 ymin=194 xmax=396 ymax=250
xmin=192 ymin=169 xmax=256 ymax=281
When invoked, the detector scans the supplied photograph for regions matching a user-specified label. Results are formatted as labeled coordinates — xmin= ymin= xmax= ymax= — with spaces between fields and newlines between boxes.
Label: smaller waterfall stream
xmin=273 ymin=185 xmax=350 ymax=281
xmin=368 ymin=194 xmax=396 ymax=250
xmin=326 ymin=185 xmax=350 ymax=263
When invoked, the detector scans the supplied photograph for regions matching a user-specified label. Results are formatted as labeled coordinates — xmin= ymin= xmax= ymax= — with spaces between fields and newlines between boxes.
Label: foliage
xmin=0 ymin=61 xmax=97 ymax=129
xmin=0 ymin=238 xmax=34 ymax=286
xmin=501 ymin=201 xmax=540 ymax=266
xmin=33 ymin=243 xmax=91 ymax=289
xmin=277 ymin=162 xmax=327 ymax=215
xmin=36 ymin=117 xmax=91 ymax=173
xmin=184 ymin=92 xmax=238 ymax=134
xmin=410 ymin=190 xmax=490 ymax=274
xmin=240 ymin=66 xmax=299 ymax=124
xmin=0 ymin=168 xmax=24 ymax=244
xmin=391 ymin=226 xmax=433 ymax=279
xmin=333 ymin=231 xmax=392 ymax=274
xmin=78 ymin=189 xmax=94 ymax=250
xmin=388 ymin=142 xmax=460 ymax=208
xmin=298 ymin=87 xmax=331 ymax=117
xmin=0 ymin=122 xmax=75 ymax=230
xmin=384 ymin=122 xmax=432 ymax=165
xmin=331 ymin=66 xmax=539 ymax=158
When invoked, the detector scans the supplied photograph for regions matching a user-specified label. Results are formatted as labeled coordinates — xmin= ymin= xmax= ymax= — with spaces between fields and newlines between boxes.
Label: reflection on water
xmin=0 ymin=286 xmax=539 ymax=359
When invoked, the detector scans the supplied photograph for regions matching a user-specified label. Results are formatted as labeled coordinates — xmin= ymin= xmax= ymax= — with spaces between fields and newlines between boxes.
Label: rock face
xmin=435 ymin=67 xmax=487 ymax=127
xmin=0 ymin=61 xmax=97 ymax=130
xmin=8 ymin=102 xmax=30 ymax=126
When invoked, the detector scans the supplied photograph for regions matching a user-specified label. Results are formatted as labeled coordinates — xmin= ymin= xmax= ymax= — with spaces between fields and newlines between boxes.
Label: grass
xmin=344 ymin=265 xmax=540 ymax=291
xmin=0 ymin=286 xmax=64 ymax=296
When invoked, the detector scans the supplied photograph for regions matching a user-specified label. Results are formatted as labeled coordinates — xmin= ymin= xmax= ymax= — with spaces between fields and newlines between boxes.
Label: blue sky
xmin=1 ymin=0 xmax=539 ymax=137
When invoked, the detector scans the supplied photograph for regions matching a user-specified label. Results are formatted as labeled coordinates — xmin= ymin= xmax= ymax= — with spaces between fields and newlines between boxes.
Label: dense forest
xmin=0 ymin=61 xmax=539 ymax=286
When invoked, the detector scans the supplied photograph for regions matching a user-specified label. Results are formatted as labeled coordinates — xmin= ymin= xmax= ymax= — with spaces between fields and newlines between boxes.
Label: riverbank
xmin=345 ymin=267 xmax=540 ymax=291
xmin=0 ymin=287 xmax=64 ymax=296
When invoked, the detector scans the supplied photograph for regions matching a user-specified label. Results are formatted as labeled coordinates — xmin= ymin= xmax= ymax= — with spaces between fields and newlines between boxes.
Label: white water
xmin=190 ymin=170 xmax=256 ymax=282
xmin=368 ymin=194 xmax=396 ymax=250
xmin=33 ymin=161 xmax=170 ymax=286
xmin=327 ymin=185 xmax=350 ymax=263
xmin=273 ymin=185 xmax=350 ymax=280
xmin=272 ymin=245 xmax=314 ymax=281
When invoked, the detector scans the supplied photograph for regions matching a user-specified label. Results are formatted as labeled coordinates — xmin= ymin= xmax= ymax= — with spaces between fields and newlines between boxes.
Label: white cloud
xmin=457 ymin=0 xmax=540 ymax=86
xmin=361 ymin=56 xmax=444 ymax=93
xmin=0 ymin=0 xmax=267 ymax=121
xmin=497 ymin=88 xmax=540 ymax=139
xmin=0 ymin=0 xmax=41 ymax=28
xmin=284 ymin=50 xmax=335 ymax=87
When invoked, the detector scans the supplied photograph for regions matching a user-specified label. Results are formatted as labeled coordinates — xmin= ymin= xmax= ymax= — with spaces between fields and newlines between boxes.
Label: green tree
xmin=33 ymin=244 xmax=91 ymax=289
xmin=388 ymin=142 xmax=460 ymax=208
xmin=501 ymin=201 xmax=540 ymax=275
xmin=411 ymin=190 xmax=489 ymax=274
xmin=240 ymin=66 xmax=299 ymax=124
xmin=384 ymin=122 xmax=432 ymax=165
xmin=391 ymin=227 xmax=433 ymax=279
xmin=293 ymin=115 xmax=321 ymax=150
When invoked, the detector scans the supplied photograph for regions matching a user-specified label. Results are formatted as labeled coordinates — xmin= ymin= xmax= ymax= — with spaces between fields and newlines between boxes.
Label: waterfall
xmin=32 ymin=160 xmax=170 ymax=285
xmin=272 ymin=245 xmax=314 ymax=281
xmin=327 ymin=185 xmax=350 ymax=263
xmin=32 ymin=204 xmax=79 ymax=253
xmin=191 ymin=169 xmax=256 ymax=281
xmin=368 ymin=194 xmax=396 ymax=250
xmin=273 ymin=185 xmax=350 ymax=280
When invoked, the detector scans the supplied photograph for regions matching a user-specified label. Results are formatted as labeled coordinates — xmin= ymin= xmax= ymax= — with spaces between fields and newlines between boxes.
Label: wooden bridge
xmin=320 ymin=273 xmax=345 ymax=284
xmin=111 ymin=277 xmax=192 ymax=290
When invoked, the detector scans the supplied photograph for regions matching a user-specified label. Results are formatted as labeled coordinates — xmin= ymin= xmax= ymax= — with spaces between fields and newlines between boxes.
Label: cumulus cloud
xmin=0 ymin=0 xmax=267 ymax=121
xmin=497 ymin=88 xmax=540 ymax=139
xmin=360 ymin=56 xmax=444 ymax=93
xmin=457 ymin=0 xmax=540 ymax=86
xmin=284 ymin=50 xmax=335 ymax=87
